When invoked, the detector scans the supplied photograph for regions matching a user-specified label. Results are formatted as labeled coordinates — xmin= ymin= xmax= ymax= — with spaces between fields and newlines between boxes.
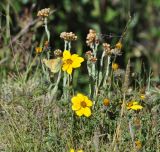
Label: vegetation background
xmin=0 ymin=0 xmax=160 ymax=151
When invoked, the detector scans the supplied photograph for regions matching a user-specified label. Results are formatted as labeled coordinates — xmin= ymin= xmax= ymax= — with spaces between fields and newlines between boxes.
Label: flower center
xmin=81 ymin=101 xmax=87 ymax=108
xmin=66 ymin=59 xmax=73 ymax=64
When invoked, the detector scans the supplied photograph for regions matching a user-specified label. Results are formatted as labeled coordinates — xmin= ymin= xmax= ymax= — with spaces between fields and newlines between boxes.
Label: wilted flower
xmin=135 ymin=140 xmax=142 ymax=150
xmin=62 ymin=50 xmax=84 ymax=74
xmin=71 ymin=93 xmax=93 ymax=117
xmin=60 ymin=32 xmax=77 ymax=41
xmin=35 ymin=47 xmax=43 ymax=54
xmin=112 ymin=63 xmax=119 ymax=71
xmin=127 ymin=101 xmax=143 ymax=111
xmin=133 ymin=117 xmax=141 ymax=129
xmin=37 ymin=8 xmax=50 ymax=17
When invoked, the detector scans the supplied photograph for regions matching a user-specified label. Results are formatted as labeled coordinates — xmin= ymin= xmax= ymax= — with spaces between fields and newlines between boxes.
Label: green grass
xmin=0 ymin=66 xmax=159 ymax=152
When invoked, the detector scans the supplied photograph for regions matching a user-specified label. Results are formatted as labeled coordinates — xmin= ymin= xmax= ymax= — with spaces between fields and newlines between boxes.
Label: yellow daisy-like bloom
xmin=71 ymin=93 xmax=93 ymax=117
xmin=70 ymin=149 xmax=83 ymax=152
xmin=112 ymin=63 xmax=119 ymax=71
xmin=70 ymin=149 xmax=74 ymax=152
xmin=103 ymin=98 xmax=110 ymax=106
xmin=35 ymin=47 xmax=42 ymax=53
xmin=115 ymin=42 xmax=122 ymax=49
xmin=140 ymin=94 xmax=145 ymax=100
xmin=62 ymin=50 xmax=84 ymax=74
xmin=127 ymin=101 xmax=143 ymax=111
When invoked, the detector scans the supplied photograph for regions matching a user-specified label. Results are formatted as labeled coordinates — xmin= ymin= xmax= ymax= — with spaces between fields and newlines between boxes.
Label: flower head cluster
xmin=54 ymin=49 xmax=62 ymax=57
xmin=86 ymin=29 xmax=99 ymax=46
xmin=62 ymin=50 xmax=84 ymax=74
xmin=60 ymin=32 xmax=77 ymax=41
xmin=103 ymin=43 xmax=112 ymax=55
xmin=37 ymin=8 xmax=50 ymax=17
xmin=85 ymin=51 xmax=97 ymax=63
xmin=71 ymin=93 xmax=93 ymax=117
xmin=127 ymin=101 xmax=143 ymax=111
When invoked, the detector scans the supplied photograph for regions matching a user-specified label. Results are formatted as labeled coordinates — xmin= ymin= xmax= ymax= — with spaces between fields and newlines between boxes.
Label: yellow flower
xmin=135 ymin=140 xmax=142 ymax=150
xmin=127 ymin=101 xmax=143 ymax=111
xmin=62 ymin=50 xmax=84 ymax=74
xmin=71 ymin=93 xmax=93 ymax=117
xmin=115 ymin=42 xmax=122 ymax=49
xmin=70 ymin=149 xmax=75 ymax=152
xmin=103 ymin=98 xmax=110 ymax=106
xmin=140 ymin=94 xmax=145 ymax=100
xmin=70 ymin=149 xmax=83 ymax=152
xmin=35 ymin=47 xmax=43 ymax=53
xmin=112 ymin=63 xmax=119 ymax=71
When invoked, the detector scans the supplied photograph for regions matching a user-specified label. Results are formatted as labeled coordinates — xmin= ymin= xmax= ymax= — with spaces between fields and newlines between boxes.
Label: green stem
xmin=103 ymin=56 xmax=111 ymax=88
xmin=51 ymin=70 xmax=62 ymax=98
xmin=44 ymin=18 xmax=50 ymax=42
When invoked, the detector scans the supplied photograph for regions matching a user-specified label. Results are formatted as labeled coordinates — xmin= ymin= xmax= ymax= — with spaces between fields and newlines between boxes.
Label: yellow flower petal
xmin=63 ymin=50 xmax=71 ymax=60
xmin=83 ymin=107 xmax=91 ymax=117
xmin=130 ymin=105 xmax=143 ymax=110
xmin=72 ymin=58 xmax=84 ymax=68
xmin=72 ymin=105 xmax=80 ymax=111
xmin=71 ymin=96 xmax=81 ymax=104
xmin=76 ymin=108 xmax=84 ymax=117
xmin=77 ymin=93 xmax=85 ymax=100
xmin=77 ymin=150 xmax=83 ymax=152
xmin=71 ymin=54 xmax=79 ymax=60
xmin=67 ymin=65 xmax=73 ymax=74
xmin=132 ymin=101 xmax=139 ymax=105
xmin=70 ymin=149 xmax=75 ymax=152
xmin=84 ymin=97 xmax=93 ymax=107
xmin=62 ymin=63 xmax=69 ymax=71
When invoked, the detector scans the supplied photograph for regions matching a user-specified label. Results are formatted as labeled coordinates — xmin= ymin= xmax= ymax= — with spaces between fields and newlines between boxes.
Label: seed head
xmin=54 ymin=49 xmax=62 ymax=57
xmin=60 ymin=32 xmax=77 ymax=41
xmin=85 ymin=50 xmax=93 ymax=59
xmin=89 ymin=57 xmax=97 ymax=63
xmin=103 ymin=43 xmax=112 ymax=55
xmin=37 ymin=8 xmax=50 ymax=17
